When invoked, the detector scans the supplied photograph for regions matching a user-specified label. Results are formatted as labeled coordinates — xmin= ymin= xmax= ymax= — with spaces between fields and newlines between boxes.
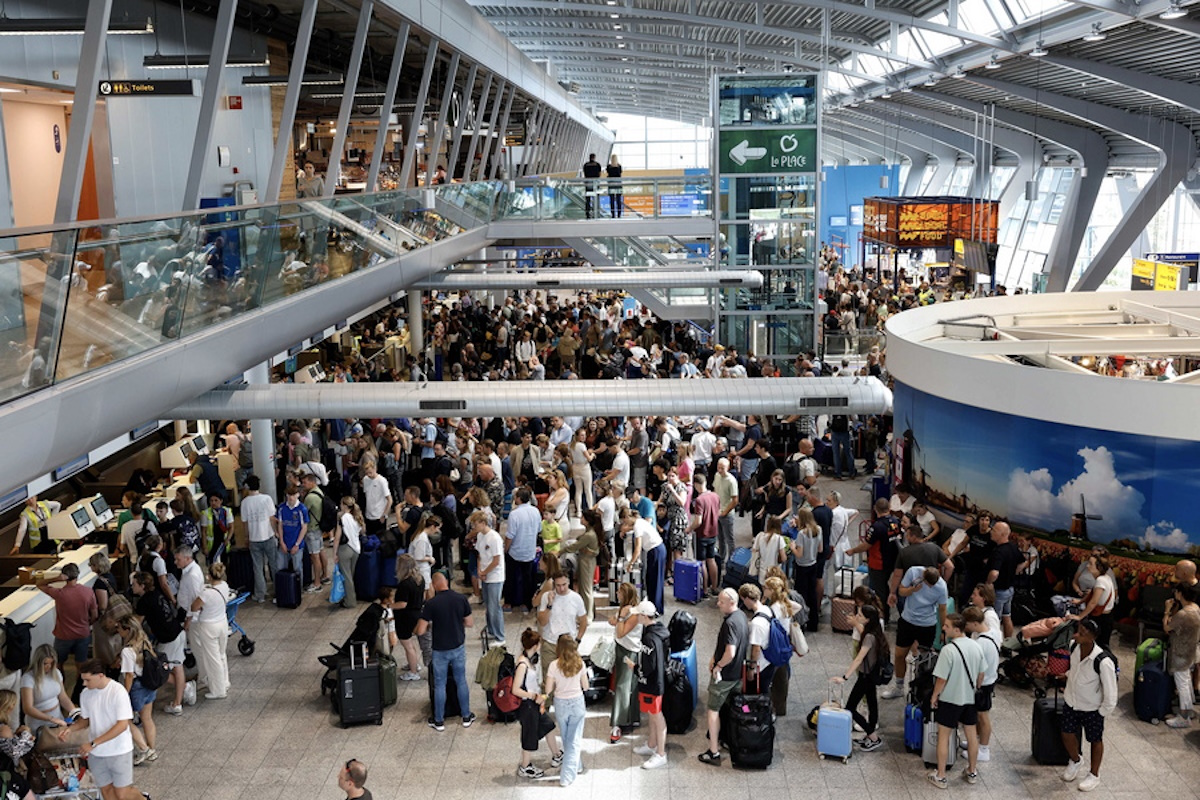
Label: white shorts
xmin=159 ymin=632 xmax=186 ymax=666
xmin=89 ymin=751 xmax=134 ymax=788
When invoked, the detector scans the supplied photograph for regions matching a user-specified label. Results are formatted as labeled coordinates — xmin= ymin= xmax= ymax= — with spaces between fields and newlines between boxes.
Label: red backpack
xmin=493 ymin=675 xmax=521 ymax=713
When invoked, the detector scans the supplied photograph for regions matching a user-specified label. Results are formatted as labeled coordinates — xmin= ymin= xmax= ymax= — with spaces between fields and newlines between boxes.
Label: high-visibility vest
xmin=22 ymin=502 xmax=52 ymax=547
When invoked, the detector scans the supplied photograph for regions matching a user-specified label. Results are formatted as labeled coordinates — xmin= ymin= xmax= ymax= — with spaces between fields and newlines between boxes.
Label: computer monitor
xmin=180 ymin=441 xmax=194 ymax=461
xmin=70 ymin=508 xmax=91 ymax=528
xmin=191 ymin=435 xmax=208 ymax=455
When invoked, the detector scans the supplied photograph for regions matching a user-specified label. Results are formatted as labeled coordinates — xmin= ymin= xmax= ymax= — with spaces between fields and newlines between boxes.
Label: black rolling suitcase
xmin=335 ymin=643 xmax=383 ymax=727
xmin=725 ymin=692 xmax=774 ymax=769
xmin=1032 ymin=693 xmax=1070 ymax=765
xmin=275 ymin=565 xmax=302 ymax=608
xmin=227 ymin=548 xmax=255 ymax=595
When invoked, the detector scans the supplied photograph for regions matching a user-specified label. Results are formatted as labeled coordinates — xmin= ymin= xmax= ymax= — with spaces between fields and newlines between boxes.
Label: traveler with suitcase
xmin=543 ymin=637 xmax=590 ymax=787
xmin=335 ymin=497 xmax=365 ymax=610
xmin=415 ymin=572 xmax=477 ymax=732
xmin=697 ymin=588 xmax=748 ymax=766
xmin=845 ymin=498 xmax=904 ymax=625
xmin=607 ymin=583 xmax=643 ymax=743
xmin=630 ymin=599 xmax=670 ymax=769
xmin=511 ymin=629 xmax=563 ymax=779
xmin=1162 ymin=582 xmax=1200 ymax=728
xmin=689 ymin=474 xmax=723 ymax=599
xmin=830 ymin=603 xmax=888 ymax=751
xmin=927 ymin=613 xmax=985 ymax=790
xmin=1059 ymin=618 xmax=1118 ymax=792
xmin=881 ymin=565 xmax=948 ymax=701
xmin=273 ymin=485 xmax=310 ymax=604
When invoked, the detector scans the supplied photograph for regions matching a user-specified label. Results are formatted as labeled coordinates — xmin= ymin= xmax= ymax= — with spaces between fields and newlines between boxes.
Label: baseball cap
xmin=632 ymin=600 xmax=658 ymax=618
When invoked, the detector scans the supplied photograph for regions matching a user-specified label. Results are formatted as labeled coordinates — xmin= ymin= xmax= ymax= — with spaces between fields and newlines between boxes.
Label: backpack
xmin=758 ymin=611 xmax=793 ymax=667
xmin=874 ymin=654 xmax=895 ymax=685
xmin=783 ymin=454 xmax=811 ymax=488
xmin=668 ymin=610 xmax=697 ymax=653
xmin=1070 ymin=643 xmax=1120 ymax=677
xmin=139 ymin=645 xmax=170 ymax=690
xmin=134 ymin=518 xmax=155 ymax=554
xmin=0 ymin=619 xmax=33 ymax=672
xmin=236 ymin=434 xmax=254 ymax=468
xmin=310 ymin=488 xmax=338 ymax=534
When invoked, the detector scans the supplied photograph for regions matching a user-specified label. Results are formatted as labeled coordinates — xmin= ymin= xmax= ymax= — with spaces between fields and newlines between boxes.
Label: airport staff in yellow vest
xmin=11 ymin=497 xmax=61 ymax=555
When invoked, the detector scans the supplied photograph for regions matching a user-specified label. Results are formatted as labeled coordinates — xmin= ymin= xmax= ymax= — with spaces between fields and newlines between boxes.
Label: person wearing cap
xmin=629 ymin=598 xmax=669 ymax=770
xmin=1059 ymin=617 xmax=1118 ymax=792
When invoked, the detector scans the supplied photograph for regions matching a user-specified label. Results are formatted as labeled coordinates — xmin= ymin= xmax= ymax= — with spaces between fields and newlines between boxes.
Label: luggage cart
xmin=226 ymin=591 xmax=256 ymax=655
xmin=32 ymin=753 xmax=102 ymax=799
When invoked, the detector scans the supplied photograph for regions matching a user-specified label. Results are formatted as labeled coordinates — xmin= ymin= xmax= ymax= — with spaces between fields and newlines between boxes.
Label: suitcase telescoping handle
xmin=827 ymin=678 xmax=843 ymax=707
xmin=349 ymin=641 xmax=368 ymax=669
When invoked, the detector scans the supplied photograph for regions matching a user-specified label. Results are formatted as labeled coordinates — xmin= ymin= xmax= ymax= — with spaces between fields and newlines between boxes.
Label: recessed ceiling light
xmin=610 ymin=13 xmax=619 ymax=18
xmin=0 ymin=87 xmax=20 ymax=93
xmin=1030 ymin=40 xmax=1048 ymax=57
xmin=880 ymin=91 xmax=893 ymax=98
xmin=613 ymin=24 xmax=621 ymax=29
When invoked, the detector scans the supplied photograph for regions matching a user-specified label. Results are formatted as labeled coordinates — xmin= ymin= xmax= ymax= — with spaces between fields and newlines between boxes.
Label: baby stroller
xmin=319 ymin=604 xmax=386 ymax=704
xmin=999 ymin=617 xmax=1077 ymax=694
xmin=226 ymin=591 xmax=256 ymax=656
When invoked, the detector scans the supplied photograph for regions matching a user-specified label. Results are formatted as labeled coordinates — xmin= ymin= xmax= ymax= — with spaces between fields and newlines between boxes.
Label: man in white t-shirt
xmin=690 ymin=428 xmax=717 ymax=473
xmin=362 ymin=461 xmax=393 ymax=537
xmin=535 ymin=573 xmax=588 ymax=677
xmin=738 ymin=583 xmax=778 ymax=693
xmin=239 ymin=474 xmax=278 ymax=603
xmin=58 ymin=659 xmax=145 ymax=800
xmin=605 ymin=441 xmax=631 ymax=488
xmin=473 ymin=511 xmax=506 ymax=644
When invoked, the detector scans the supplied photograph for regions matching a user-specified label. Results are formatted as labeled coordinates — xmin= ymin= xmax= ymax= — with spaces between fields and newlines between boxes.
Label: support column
xmin=446 ymin=63 xmax=478 ymax=180
xmin=54 ymin=0 xmax=111 ymax=223
xmin=183 ymin=0 xmax=238 ymax=210
xmin=489 ymin=87 xmax=515 ymax=180
xmin=401 ymin=41 xmax=440 ymax=188
xmin=366 ymin=22 xmax=410 ymax=193
xmin=265 ymin=0 xmax=318 ymax=203
xmin=407 ymin=290 xmax=424 ymax=370
xmin=463 ymin=74 xmax=494 ymax=181
xmin=477 ymin=79 xmax=506 ymax=181
xmin=425 ymin=51 xmax=461 ymax=187
xmin=247 ymin=361 xmax=277 ymax=504
xmin=522 ymin=104 xmax=546 ymax=177
xmin=323 ymin=0 xmax=375 ymax=196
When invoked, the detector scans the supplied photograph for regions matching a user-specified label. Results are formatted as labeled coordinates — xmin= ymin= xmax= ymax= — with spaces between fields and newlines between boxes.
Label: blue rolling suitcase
xmin=670 ymin=642 xmax=699 ymax=708
xmin=904 ymin=704 xmax=923 ymax=752
xmin=275 ymin=565 xmax=302 ymax=608
xmin=355 ymin=548 xmax=382 ymax=601
xmin=673 ymin=559 xmax=704 ymax=604
xmin=722 ymin=547 xmax=753 ymax=589
xmin=872 ymin=475 xmax=890 ymax=504
xmin=816 ymin=682 xmax=854 ymax=763
xmin=1134 ymin=661 xmax=1173 ymax=723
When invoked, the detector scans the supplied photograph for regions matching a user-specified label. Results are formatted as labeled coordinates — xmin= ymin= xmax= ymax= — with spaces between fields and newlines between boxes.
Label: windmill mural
xmin=1069 ymin=495 xmax=1103 ymax=541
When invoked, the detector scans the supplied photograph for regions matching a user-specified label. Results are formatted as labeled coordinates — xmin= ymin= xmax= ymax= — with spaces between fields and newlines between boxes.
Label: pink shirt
xmin=42 ymin=583 xmax=97 ymax=640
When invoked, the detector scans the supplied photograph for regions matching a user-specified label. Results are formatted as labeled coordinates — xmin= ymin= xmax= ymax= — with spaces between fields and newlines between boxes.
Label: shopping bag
xmin=329 ymin=566 xmax=346 ymax=604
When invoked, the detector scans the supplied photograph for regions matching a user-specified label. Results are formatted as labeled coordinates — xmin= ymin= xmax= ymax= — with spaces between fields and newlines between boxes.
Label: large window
xmin=606 ymin=113 xmax=712 ymax=171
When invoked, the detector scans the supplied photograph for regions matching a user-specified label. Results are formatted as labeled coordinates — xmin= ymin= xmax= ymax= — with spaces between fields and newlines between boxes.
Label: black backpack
xmin=139 ymin=645 xmax=169 ymax=690
xmin=1 ymin=619 xmax=33 ymax=672
xmin=668 ymin=610 xmax=697 ymax=653
xmin=783 ymin=454 xmax=811 ymax=488
xmin=310 ymin=488 xmax=338 ymax=534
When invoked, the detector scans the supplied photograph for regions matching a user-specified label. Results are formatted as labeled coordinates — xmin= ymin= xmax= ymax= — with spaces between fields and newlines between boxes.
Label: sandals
xmin=697 ymin=750 xmax=722 ymax=765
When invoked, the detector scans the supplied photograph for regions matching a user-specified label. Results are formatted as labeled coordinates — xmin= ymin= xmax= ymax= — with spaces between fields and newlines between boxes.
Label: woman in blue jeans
xmin=543 ymin=636 xmax=590 ymax=787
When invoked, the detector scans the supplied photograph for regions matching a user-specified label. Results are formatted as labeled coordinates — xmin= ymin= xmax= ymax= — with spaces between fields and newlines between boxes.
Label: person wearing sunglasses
xmin=338 ymin=759 xmax=371 ymax=800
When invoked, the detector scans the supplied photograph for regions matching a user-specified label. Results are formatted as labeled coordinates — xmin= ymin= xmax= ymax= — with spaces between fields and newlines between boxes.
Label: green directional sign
xmin=718 ymin=128 xmax=817 ymax=174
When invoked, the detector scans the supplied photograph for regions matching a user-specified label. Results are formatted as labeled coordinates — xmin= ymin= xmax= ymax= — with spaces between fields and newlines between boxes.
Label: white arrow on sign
xmin=729 ymin=139 xmax=767 ymax=166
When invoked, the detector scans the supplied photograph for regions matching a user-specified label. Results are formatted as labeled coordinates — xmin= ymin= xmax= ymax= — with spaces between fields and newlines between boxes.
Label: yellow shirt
xmin=541 ymin=520 xmax=563 ymax=553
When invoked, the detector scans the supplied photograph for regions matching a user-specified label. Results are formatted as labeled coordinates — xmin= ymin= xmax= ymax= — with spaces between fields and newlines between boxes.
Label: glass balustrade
xmin=0 ymin=177 xmax=713 ymax=406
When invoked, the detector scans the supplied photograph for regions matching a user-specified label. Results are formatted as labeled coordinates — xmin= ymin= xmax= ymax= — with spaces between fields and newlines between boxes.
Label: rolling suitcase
xmin=355 ymin=548 xmax=382 ymax=601
xmin=830 ymin=597 xmax=857 ymax=634
xmin=904 ymin=703 xmax=923 ymax=753
xmin=1032 ymin=694 xmax=1070 ymax=765
xmin=336 ymin=643 xmax=383 ymax=727
xmin=816 ymin=682 xmax=853 ymax=762
xmin=722 ymin=547 xmax=752 ymax=589
xmin=1135 ymin=638 xmax=1164 ymax=673
xmin=227 ymin=548 xmax=255 ymax=595
xmin=427 ymin=660 xmax=463 ymax=720
xmin=663 ymin=659 xmax=695 ymax=735
xmin=673 ymin=559 xmax=704 ymax=604
xmin=275 ymin=565 xmax=302 ymax=609
xmin=669 ymin=643 xmax=699 ymax=708
xmin=378 ymin=653 xmax=398 ymax=708
xmin=922 ymin=719 xmax=956 ymax=769
xmin=1134 ymin=661 xmax=1173 ymax=723
xmin=726 ymin=693 xmax=774 ymax=769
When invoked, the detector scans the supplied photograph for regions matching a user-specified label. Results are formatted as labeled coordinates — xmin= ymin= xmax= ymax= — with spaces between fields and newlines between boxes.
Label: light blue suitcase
xmin=816 ymin=682 xmax=854 ymax=763
xmin=669 ymin=643 xmax=699 ymax=707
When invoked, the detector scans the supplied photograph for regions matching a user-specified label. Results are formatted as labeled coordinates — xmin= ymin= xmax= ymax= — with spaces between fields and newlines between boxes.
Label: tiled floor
xmin=134 ymin=481 xmax=1200 ymax=800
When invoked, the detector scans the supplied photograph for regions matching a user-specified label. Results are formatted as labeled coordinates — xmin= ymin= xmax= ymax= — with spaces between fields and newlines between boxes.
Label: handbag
xmin=590 ymin=636 xmax=617 ymax=672
xmin=329 ymin=566 xmax=346 ymax=604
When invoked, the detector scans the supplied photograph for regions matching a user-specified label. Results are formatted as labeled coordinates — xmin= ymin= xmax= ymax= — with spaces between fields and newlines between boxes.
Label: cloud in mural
xmin=1006 ymin=446 xmax=1146 ymax=541
xmin=1142 ymin=522 xmax=1191 ymax=554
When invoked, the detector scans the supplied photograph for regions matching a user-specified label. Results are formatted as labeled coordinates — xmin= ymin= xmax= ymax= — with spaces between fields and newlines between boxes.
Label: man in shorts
xmin=881 ymin=562 xmax=948 ymax=700
xmin=928 ymin=613 xmax=984 ymax=789
xmin=689 ymin=474 xmax=722 ymax=597
xmin=57 ymin=658 xmax=149 ymax=800
xmin=698 ymin=588 xmax=748 ymax=765
xmin=963 ymin=606 xmax=1002 ymax=763
xmin=1060 ymin=619 xmax=1118 ymax=792
xmin=631 ymin=599 xmax=669 ymax=770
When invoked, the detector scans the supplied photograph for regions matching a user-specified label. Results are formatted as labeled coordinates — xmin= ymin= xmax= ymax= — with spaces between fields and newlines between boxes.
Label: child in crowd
xmin=541 ymin=507 xmax=563 ymax=555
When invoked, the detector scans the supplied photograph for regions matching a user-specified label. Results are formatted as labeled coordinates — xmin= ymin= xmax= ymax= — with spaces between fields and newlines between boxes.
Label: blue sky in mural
xmin=894 ymin=384 xmax=1200 ymax=553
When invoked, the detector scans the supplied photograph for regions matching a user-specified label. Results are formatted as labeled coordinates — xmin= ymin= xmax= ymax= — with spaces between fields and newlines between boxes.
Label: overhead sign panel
xmin=718 ymin=128 xmax=816 ymax=174
xmin=99 ymin=80 xmax=198 ymax=97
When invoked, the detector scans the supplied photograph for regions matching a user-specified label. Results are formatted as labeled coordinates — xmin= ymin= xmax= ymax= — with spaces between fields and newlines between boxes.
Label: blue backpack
xmin=758 ymin=611 xmax=793 ymax=666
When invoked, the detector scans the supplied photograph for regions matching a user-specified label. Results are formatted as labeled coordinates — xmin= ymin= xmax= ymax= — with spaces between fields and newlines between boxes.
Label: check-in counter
xmin=0 ymin=544 xmax=106 ymax=656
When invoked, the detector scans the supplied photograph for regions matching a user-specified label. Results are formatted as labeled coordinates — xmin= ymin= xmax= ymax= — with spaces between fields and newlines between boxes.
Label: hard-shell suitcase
xmin=227 ymin=548 xmax=255 ymax=595
xmin=1134 ymin=662 xmax=1173 ymax=723
xmin=673 ymin=559 xmax=704 ymax=604
xmin=355 ymin=548 xmax=382 ymax=601
xmin=1032 ymin=695 xmax=1070 ymax=765
xmin=816 ymin=683 xmax=854 ymax=762
xmin=904 ymin=703 xmax=923 ymax=752
xmin=722 ymin=547 xmax=752 ymax=588
xmin=337 ymin=643 xmax=383 ymax=727
xmin=831 ymin=597 xmax=857 ymax=634
xmin=872 ymin=475 xmax=890 ymax=504
xmin=726 ymin=693 xmax=774 ymax=769
xmin=669 ymin=643 xmax=699 ymax=708
xmin=378 ymin=653 xmax=398 ymax=708
xmin=275 ymin=566 xmax=302 ymax=609
xmin=583 ymin=658 xmax=611 ymax=705
xmin=922 ymin=718 xmax=956 ymax=768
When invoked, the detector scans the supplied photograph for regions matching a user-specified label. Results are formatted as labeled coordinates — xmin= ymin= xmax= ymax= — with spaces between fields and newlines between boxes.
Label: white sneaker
xmin=632 ymin=744 xmax=655 ymax=757
xmin=133 ymin=749 xmax=150 ymax=766
xmin=960 ymin=745 xmax=990 ymax=762
xmin=1078 ymin=773 xmax=1100 ymax=792
xmin=880 ymin=684 xmax=904 ymax=700
xmin=1166 ymin=715 xmax=1192 ymax=729
xmin=164 ymin=704 xmax=182 ymax=716
xmin=642 ymin=753 xmax=667 ymax=770
xmin=183 ymin=680 xmax=197 ymax=706
xmin=400 ymin=671 xmax=422 ymax=681
xmin=1062 ymin=759 xmax=1082 ymax=782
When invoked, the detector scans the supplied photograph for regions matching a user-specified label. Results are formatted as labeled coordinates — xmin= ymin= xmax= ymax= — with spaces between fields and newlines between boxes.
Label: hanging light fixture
xmin=0 ymin=17 xmax=153 ymax=35
xmin=1082 ymin=23 xmax=1107 ymax=42
xmin=1030 ymin=40 xmax=1048 ymax=57
xmin=985 ymin=55 xmax=1002 ymax=69
xmin=1161 ymin=1 xmax=1187 ymax=18
xmin=924 ymin=74 xmax=938 ymax=86
xmin=242 ymin=72 xmax=344 ymax=86
xmin=1025 ymin=179 xmax=1038 ymax=201
xmin=145 ymin=54 xmax=269 ymax=69
xmin=900 ymin=83 xmax=912 ymax=93
xmin=953 ymin=66 xmax=967 ymax=78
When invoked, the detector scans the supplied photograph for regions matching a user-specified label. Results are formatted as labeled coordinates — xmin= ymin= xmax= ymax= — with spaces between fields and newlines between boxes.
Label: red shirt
xmin=42 ymin=583 xmax=97 ymax=640
xmin=691 ymin=491 xmax=721 ymax=540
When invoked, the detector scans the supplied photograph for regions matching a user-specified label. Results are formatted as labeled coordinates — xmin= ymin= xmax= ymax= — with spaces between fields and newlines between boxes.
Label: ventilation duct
xmin=171 ymin=377 xmax=892 ymax=419
xmin=411 ymin=270 xmax=762 ymax=290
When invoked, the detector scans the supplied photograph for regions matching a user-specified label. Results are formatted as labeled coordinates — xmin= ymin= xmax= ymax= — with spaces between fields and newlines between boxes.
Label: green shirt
xmin=933 ymin=635 xmax=984 ymax=706
xmin=713 ymin=472 xmax=738 ymax=514
xmin=303 ymin=490 xmax=325 ymax=535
